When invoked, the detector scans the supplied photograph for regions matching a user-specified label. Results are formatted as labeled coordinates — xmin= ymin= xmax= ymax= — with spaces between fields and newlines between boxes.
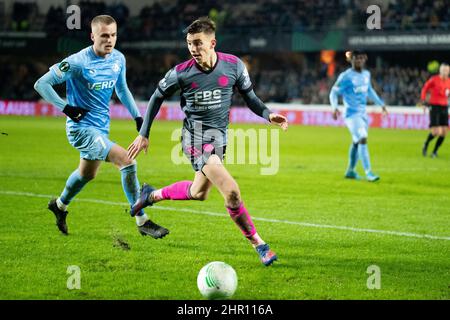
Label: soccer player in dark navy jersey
xmin=34 ymin=15 xmax=168 ymax=238
xmin=127 ymin=17 xmax=288 ymax=266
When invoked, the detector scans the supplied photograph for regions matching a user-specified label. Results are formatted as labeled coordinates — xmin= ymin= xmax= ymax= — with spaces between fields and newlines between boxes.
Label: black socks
xmin=433 ymin=136 xmax=445 ymax=154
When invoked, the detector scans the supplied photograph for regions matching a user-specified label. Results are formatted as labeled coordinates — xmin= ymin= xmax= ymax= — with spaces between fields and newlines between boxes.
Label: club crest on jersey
xmin=88 ymin=80 xmax=116 ymax=90
xmin=112 ymin=62 xmax=120 ymax=73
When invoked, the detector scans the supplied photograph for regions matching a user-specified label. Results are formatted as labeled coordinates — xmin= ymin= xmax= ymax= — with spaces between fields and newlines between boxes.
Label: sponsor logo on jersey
xmin=353 ymin=85 xmax=369 ymax=93
xmin=194 ymin=89 xmax=222 ymax=106
xmin=88 ymin=80 xmax=116 ymax=90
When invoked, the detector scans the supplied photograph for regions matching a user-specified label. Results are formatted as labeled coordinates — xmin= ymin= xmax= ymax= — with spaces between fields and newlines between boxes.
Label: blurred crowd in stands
xmin=2 ymin=0 xmax=449 ymax=35
xmin=0 ymin=0 xmax=445 ymax=106
xmin=0 ymin=52 xmax=433 ymax=106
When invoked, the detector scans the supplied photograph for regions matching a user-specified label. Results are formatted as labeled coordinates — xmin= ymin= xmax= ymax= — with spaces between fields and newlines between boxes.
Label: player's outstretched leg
xmin=48 ymin=165 xmax=96 ymax=234
xmin=345 ymin=142 xmax=360 ymax=179
xmin=203 ymin=155 xmax=278 ymax=266
xmin=153 ymin=180 xmax=193 ymax=202
xmin=131 ymin=180 xmax=193 ymax=238
xmin=120 ymin=165 xmax=169 ymax=239
xmin=130 ymin=183 xmax=156 ymax=216
xmin=109 ymin=144 xmax=169 ymax=239
xmin=130 ymin=180 xmax=193 ymax=216
xmin=132 ymin=172 xmax=214 ymax=236
xmin=226 ymin=203 xmax=278 ymax=266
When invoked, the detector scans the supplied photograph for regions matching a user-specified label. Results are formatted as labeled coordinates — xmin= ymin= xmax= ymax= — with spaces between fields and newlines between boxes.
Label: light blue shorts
xmin=344 ymin=114 xmax=369 ymax=143
xmin=66 ymin=127 xmax=114 ymax=161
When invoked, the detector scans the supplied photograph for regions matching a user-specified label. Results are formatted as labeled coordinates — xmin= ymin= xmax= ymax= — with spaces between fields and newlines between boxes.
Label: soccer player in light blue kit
xmin=34 ymin=15 xmax=168 ymax=238
xmin=329 ymin=50 xmax=388 ymax=182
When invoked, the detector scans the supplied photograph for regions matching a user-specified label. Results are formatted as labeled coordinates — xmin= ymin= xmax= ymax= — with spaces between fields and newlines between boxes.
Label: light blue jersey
xmin=34 ymin=45 xmax=149 ymax=220
xmin=35 ymin=46 xmax=140 ymax=134
xmin=329 ymin=67 xmax=384 ymax=178
xmin=329 ymin=68 xmax=384 ymax=118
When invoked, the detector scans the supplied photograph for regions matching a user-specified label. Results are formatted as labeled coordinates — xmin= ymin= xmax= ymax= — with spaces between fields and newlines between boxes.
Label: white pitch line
xmin=1 ymin=190 xmax=449 ymax=241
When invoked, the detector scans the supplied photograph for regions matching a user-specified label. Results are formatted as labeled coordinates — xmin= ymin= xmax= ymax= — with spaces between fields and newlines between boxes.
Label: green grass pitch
xmin=0 ymin=116 xmax=449 ymax=299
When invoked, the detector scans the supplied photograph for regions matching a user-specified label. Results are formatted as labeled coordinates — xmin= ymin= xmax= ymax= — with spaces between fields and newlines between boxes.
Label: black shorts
xmin=181 ymin=132 xmax=226 ymax=172
xmin=429 ymin=105 xmax=449 ymax=128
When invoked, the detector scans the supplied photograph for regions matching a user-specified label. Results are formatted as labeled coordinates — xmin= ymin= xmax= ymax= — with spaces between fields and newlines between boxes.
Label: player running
xmin=329 ymin=50 xmax=388 ymax=182
xmin=419 ymin=62 xmax=450 ymax=158
xmin=127 ymin=17 xmax=288 ymax=266
xmin=34 ymin=15 xmax=168 ymax=238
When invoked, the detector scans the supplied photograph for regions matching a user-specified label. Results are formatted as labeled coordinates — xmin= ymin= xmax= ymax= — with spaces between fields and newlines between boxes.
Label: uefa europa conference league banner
xmin=0 ymin=100 xmax=443 ymax=130
xmin=1 ymin=30 xmax=449 ymax=53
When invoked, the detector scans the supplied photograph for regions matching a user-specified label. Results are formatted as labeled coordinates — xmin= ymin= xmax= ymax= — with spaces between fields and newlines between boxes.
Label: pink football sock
xmin=154 ymin=180 xmax=193 ymax=201
xmin=226 ymin=202 xmax=256 ymax=238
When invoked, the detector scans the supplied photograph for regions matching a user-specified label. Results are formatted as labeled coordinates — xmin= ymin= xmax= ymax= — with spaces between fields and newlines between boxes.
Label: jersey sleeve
xmin=235 ymin=58 xmax=253 ymax=93
xmin=240 ymin=89 xmax=271 ymax=121
xmin=420 ymin=77 xmax=434 ymax=101
xmin=115 ymin=54 xmax=141 ymax=119
xmin=156 ymin=68 xmax=180 ymax=97
xmin=332 ymin=72 xmax=349 ymax=95
xmin=49 ymin=54 xmax=80 ymax=83
xmin=34 ymin=54 xmax=81 ymax=111
xmin=368 ymin=78 xmax=385 ymax=106
xmin=329 ymin=72 xmax=348 ymax=109
xmin=139 ymin=89 xmax=165 ymax=138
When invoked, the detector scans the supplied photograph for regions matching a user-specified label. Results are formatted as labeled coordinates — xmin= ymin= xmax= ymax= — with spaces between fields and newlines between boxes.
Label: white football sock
xmin=135 ymin=213 xmax=149 ymax=226
xmin=56 ymin=198 xmax=67 ymax=211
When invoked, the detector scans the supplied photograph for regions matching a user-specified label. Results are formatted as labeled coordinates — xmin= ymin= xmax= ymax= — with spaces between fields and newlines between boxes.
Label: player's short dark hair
xmin=441 ymin=62 xmax=449 ymax=67
xmin=345 ymin=50 xmax=367 ymax=62
xmin=347 ymin=50 xmax=367 ymax=63
xmin=351 ymin=50 xmax=366 ymax=57
xmin=91 ymin=15 xmax=116 ymax=27
xmin=183 ymin=17 xmax=216 ymax=35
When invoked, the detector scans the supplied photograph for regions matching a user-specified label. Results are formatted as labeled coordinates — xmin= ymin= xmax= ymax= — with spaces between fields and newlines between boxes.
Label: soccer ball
xmin=197 ymin=261 xmax=238 ymax=300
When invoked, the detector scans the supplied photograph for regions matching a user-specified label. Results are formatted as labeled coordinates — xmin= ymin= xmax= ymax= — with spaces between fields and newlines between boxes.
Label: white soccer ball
xmin=197 ymin=261 xmax=238 ymax=300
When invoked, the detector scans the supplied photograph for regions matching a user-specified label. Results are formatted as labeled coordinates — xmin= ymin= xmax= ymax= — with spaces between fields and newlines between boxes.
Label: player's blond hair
xmin=91 ymin=15 xmax=116 ymax=28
